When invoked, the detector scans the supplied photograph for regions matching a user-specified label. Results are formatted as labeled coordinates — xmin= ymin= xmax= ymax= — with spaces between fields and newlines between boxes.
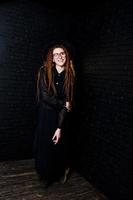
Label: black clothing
xmin=39 ymin=66 xmax=68 ymax=128
xmin=34 ymin=66 xmax=69 ymax=182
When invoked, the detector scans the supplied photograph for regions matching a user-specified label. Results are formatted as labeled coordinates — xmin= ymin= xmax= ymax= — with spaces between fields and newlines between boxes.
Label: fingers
xmin=65 ymin=101 xmax=71 ymax=112
xmin=52 ymin=129 xmax=61 ymax=145
xmin=52 ymin=135 xmax=58 ymax=145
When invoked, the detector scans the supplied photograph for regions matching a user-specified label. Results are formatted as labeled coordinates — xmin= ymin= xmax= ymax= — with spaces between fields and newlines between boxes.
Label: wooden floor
xmin=0 ymin=159 xmax=108 ymax=200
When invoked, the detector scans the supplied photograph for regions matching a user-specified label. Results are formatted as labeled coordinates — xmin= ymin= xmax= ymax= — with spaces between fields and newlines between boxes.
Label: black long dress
xmin=34 ymin=66 xmax=69 ymax=182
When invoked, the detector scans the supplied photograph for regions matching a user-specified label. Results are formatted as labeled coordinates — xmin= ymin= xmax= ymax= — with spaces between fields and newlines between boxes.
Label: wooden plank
xmin=0 ymin=159 xmax=108 ymax=200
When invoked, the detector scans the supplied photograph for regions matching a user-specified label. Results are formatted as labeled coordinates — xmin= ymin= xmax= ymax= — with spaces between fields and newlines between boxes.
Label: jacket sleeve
xmin=39 ymin=67 xmax=64 ymax=110
xmin=57 ymin=76 xmax=76 ymax=129
xmin=57 ymin=107 xmax=68 ymax=129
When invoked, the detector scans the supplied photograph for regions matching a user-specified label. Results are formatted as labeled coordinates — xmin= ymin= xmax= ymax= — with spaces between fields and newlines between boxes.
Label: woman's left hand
xmin=52 ymin=128 xmax=61 ymax=145
xmin=65 ymin=101 xmax=71 ymax=112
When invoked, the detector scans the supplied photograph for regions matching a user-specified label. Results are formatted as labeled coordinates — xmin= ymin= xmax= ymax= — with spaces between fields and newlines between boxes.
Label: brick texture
xmin=76 ymin=1 xmax=133 ymax=199
xmin=0 ymin=1 xmax=76 ymax=160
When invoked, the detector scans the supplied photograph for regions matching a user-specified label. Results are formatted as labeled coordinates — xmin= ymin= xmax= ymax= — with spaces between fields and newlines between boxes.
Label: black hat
xmin=42 ymin=39 xmax=75 ymax=61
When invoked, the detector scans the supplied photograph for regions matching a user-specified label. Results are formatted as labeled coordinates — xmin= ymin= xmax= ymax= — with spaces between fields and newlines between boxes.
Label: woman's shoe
xmin=61 ymin=167 xmax=70 ymax=184
xmin=43 ymin=181 xmax=52 ymax=189
xmin=39 ymin=177 xmax=53 ymax=189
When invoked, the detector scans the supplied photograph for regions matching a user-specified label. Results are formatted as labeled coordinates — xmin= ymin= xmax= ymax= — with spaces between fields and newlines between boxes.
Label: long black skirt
xmin=33 ymin=104 xmax=67 ymax=182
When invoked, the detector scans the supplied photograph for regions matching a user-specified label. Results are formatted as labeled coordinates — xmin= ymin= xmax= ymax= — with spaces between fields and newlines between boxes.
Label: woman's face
xmin=53 ymin=47 xmax=66 ymax=67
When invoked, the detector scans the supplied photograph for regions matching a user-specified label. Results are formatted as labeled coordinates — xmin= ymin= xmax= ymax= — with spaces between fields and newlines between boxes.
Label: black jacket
xmin=38 ymin=66 xmax=68 ymax=129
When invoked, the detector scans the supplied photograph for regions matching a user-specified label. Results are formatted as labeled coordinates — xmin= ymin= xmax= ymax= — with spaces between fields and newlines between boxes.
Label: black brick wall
xmin=76 ymin=1 xmax=133 ymax=199
xmin=0 ymin=0 xmax=79 ymax=161
xmin=0 ymin=0 xmax=132 ymax=199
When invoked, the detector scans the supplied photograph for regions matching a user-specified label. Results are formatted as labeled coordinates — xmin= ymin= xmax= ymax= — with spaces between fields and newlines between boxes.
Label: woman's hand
xmin=65 ymin=101 xmax=71 ymax=112
xmin=52 ymin=128 xmax=61 ymax=145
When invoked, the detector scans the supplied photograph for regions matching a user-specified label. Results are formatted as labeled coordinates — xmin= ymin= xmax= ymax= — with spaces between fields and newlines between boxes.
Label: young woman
xmin=34 ymin=43 xmax=75 ymax=188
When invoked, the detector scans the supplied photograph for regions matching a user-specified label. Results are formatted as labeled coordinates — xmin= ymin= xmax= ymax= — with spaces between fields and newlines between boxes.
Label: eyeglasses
xmin=53 ymin=52 xmax=66 ymax=58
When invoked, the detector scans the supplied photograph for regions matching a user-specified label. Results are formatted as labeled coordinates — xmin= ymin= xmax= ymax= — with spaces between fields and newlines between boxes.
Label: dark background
xmin=0 ymin=0 xmax=133 ymax=199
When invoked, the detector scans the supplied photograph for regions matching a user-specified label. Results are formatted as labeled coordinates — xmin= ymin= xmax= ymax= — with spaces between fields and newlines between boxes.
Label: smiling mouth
xmin=58 ymin=59 xmax=64 ymax=62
